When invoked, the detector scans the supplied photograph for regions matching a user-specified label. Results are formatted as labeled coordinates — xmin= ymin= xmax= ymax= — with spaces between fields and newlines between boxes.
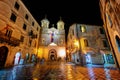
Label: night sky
xmin=22 ymin=0 xmax=103 ymax=36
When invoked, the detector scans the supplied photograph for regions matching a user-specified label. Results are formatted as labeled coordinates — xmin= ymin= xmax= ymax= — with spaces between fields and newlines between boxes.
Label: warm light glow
xmin=80 ymin=38 xmax=85 ymax=49
xmin=37 ymin=48 xmax=43 ymax=58
xmin=81 ymin=26 xmax=86 ymax=32
xmin=74 ymin=40 xmax=79 ymax=48
xmin=83 ymin=50 xmax=86 ymax=54
xmin=38 ymin=49 xmax=40 ymax=53
xmin=34 ymin=48 xmax=38 ymax=53
xmin=59 ymin=49 xmax=66 ymax=57
xmin=67 ymin=50 xmax=69 ymax=53
xmin=33 ymin=78 xmax=38 ymax=80
xmin=66 ymin=65 xmax=73 ymax=79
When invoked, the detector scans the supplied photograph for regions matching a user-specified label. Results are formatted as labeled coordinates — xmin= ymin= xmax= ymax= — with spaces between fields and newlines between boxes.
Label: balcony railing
xmin=0 ymin=31 xmax=20 ymax=46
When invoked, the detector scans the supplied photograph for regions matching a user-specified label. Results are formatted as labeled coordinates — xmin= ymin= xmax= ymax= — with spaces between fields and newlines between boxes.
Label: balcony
xmin=0 ymin=31 xmax=20 ymax=46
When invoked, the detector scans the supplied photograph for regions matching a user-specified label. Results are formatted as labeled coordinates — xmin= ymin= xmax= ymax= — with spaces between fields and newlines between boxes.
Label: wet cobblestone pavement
xmin=0 ymin=62 xmax=120 ymax=80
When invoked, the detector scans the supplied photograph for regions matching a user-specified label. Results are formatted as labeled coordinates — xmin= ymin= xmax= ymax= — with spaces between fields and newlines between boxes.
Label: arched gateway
xmin=48 ymin=49 xmax=57 ymax=61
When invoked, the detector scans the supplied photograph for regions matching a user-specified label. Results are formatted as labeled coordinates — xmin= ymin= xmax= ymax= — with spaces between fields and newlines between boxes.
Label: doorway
xmin=0 ymin=46 xmax=8 ymax=68
xmin=49 ymin=49 xmax=57 ymax=61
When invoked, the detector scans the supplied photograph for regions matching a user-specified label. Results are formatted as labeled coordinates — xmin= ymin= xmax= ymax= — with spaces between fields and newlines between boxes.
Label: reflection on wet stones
xmin=0 ymin=62 xmax=120 ymax=80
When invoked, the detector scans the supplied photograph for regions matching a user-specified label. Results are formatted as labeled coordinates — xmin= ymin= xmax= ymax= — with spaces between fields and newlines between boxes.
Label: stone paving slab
xmin=0 ymin=62 xmax=120 ymax=80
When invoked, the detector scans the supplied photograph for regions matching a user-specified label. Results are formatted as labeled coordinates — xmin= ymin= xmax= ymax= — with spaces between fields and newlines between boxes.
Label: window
xmin=10 ymin=13 xmax=17 ymax=22
xmin=5 ymin=29 xmax=12 ymax=38
xmin=23 ymin=24 xmax=27 ymax=30
xmin=14 ymin=2 xmax=20 ymax=10
xmin=80 ymin=26 xmax=86 ymax=32
xmin=103 ymin=40 xmax=108 ymax=47
xmin=32 ymin=22 xmax=34 ymax=26
xmin=99 ymin=28 xmax=104 ymax=34
xmin=25 ymin=14 xmax=29 ymax=20
xmin=20 ymin=36 xmax=24 ymax=42
xmin=116 ymin=36 xmax=120 ymax=52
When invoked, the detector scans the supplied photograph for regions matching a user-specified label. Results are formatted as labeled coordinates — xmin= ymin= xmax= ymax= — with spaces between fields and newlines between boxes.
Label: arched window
xmin=80 ymin=26 xmax=86 ymax=32
xmin=116 ymin=36 xmax=120 ymax=52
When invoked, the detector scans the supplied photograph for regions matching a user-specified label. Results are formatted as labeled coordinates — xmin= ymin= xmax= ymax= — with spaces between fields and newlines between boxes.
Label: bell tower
xmin=41 ymin=15 xmax=50 ymax=29
xmin=57 ymin=17 xmax=65 ymax=30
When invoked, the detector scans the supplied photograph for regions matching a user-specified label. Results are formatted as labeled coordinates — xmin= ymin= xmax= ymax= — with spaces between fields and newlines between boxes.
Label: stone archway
xmin=0 ymin=46 xmax=8 ymax=68
xmin=48 ymin=49 xmax=57 ymax=61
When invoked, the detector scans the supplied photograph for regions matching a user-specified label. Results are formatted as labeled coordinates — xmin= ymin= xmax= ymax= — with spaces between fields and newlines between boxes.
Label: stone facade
xmin=99 ymin=0 xmax=120 ymax=68
xmin=0 ymin=0 xmax=40 ymax=68
xmin=67 ymin=23 xmax=114 ymax=65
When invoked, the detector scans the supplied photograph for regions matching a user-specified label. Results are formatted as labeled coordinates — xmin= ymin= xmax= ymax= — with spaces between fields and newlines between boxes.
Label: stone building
xmin=67 ymin=23 xmax=114 ymax=65
xmin=38 ymin=17 xmax=66 ymax=61
xmin=0 ymin=0 xmax=40 ymax=68
xmin=99 ymin=0 xmax=120 ymax=68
